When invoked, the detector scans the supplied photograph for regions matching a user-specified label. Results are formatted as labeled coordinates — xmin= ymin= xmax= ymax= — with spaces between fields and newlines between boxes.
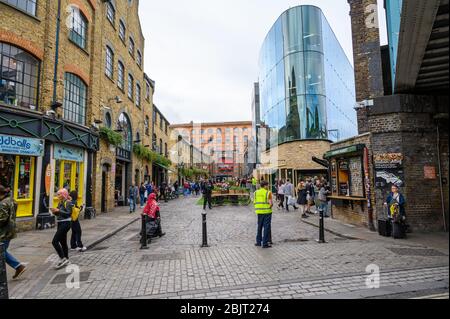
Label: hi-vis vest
xmin=254 ymin=188 xmax=272 ymax=215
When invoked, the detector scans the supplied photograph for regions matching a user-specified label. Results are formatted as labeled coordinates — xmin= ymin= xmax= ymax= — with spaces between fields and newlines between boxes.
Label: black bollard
xmin=201 ymin=212 xmax=209 ymax=247
xmin=140 ymin=214 xmax=150 ymax=249
xmin=0 ymin=243 xmax=8 ymax=299
xmin=318 ymin=207 xmax=326 ymax=243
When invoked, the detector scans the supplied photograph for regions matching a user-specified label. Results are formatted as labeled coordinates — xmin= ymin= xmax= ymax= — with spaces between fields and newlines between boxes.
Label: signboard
xmin=0 ymin=134 xmax=44 ymax=157
xmin=424 ymin=166 xmax=436 ymax=179
xmin=54 ymin=144 xmax=84 ymax=162
xmin=374 ymin=153 xmax=403 ymax=169
xmin=45 ymin=164 xmax=52 ymax=196
xmin=324 ymin=145 xmax=358 ymax=158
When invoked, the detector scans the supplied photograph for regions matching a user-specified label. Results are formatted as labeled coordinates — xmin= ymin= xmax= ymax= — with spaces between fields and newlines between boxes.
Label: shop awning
xmin=154 ymin=162 xmax=171 ymax=171
xmin=324 ymin=144 xmax=365 ymax=159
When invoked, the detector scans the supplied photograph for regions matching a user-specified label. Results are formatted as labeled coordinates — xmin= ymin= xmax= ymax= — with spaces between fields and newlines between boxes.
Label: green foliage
xmin=133 ymin=144 xmax=172 ymax=166
xmin=99 ymin=126 xmax=123 ymax=147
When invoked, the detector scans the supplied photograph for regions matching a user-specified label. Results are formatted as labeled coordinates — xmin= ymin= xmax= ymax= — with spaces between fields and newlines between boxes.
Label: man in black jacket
xmin=202 ymin=180 xmax=213 ymax=210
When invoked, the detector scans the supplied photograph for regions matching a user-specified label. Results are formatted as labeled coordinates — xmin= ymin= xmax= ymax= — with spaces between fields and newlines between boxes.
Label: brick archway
xmin=0 ymin=29 xmax=44 ymax=60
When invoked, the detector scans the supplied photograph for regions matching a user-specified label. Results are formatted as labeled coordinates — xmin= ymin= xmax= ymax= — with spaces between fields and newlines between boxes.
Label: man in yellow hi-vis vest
xmin=254 ymin=181 xmax=273 ymax=248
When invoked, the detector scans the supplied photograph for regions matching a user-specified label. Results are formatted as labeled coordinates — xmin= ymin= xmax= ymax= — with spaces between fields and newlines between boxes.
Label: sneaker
xmin=158 ymin=233 xmax=166 ymax=238
xmin=254 ymin=243 xmax=262 ymax=247
xmin=77 ymin=247 xmax=87 ymax=252
xmin=262 ymin=245 xmax=272 ymax=249
xmin=54 ymin=258 xmax=69 ymax=270
xmin=13 ymin=264 xmax=26 ymax=280
xmin=302 ymin=213 xmax=309 ymax=218
xmin=70 ymin=248 xmax=78 ymax=251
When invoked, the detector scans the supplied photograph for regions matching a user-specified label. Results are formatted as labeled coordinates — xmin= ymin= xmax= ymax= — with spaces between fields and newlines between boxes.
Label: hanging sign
xmin=54 ymin=144 xmax=84 ymax=162
xmin=0 ymin=134 xmax=44 ymax=156
xmin=45 ymin=164 xmax=52 ymax=196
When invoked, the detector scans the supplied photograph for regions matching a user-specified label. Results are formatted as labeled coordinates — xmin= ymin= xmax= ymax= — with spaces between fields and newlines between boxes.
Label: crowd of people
xmin=273 ymin=177 xmax=332 ymax=219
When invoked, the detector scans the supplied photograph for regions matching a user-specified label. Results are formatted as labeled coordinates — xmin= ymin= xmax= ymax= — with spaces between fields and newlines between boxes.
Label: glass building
xmin=258 ymin=5 xmax=357 ymax=148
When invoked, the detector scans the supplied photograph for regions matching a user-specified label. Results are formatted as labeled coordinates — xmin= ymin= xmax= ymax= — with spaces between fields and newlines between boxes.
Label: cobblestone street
xmin=7 ymin=197 xmax=449 ymax=299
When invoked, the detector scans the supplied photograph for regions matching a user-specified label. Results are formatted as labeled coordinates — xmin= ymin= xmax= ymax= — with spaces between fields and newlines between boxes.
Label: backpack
xmin=71 ymin=203 xmax=81 ymax=221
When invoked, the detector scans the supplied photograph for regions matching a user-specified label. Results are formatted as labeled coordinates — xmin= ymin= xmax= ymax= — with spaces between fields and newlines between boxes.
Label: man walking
xmin=0 ymin=185 xmax=26 ymax=279
xmin=128 ymin=184 xmax=137 ymax=213
xmin=254 ymin=181 xmax=273 ymax=249
xmin=284 ymin=179 xmax=298 ymax=211
xmin=202 ymin=180 xmax=213 ymax=210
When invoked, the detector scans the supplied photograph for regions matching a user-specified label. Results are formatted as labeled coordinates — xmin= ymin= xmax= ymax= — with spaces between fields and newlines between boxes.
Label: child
xmin=69 ymin=190 xmax=86 ymax=252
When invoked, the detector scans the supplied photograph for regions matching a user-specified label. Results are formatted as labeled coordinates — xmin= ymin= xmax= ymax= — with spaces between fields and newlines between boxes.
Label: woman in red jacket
xmin=142 ymin=193 xmax=165 ymax=237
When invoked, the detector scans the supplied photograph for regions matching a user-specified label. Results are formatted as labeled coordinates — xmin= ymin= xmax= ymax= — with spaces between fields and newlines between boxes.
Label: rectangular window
xmin=63 ymin=73 xmax=87 ymax=125
xmin=135 ymin=83 xmax=141 ymax=107
xmin=0 ymin=43 xmax=40 ymax=110
xmin=105 ymin=47 xmax=114 ymax=79
xmin=1 ymin=0 xmax=37 ymax=16
xmin=117 ymin=61 xmax=124 ymax=89
xmin=127 ymin=74 xmax=133 ymax=100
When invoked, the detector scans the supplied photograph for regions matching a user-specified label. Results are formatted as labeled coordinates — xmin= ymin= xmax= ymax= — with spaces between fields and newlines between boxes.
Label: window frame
xmin=68 ymin=6 xmax=88 ymax=50
xmin=106 ymin=2 xmax=115 ymax=26
xmin=135 ymin=82 xmax=141 ymax=107
xmin=117 ymin=61 xmax=124 ymax=90
xmin=63 ymin=72 xmax=87 ymax=126
xmin=128 ymin=37 xmax=135 ymax=58
xmin=105 ymin=46 xmax=114 ymax=79
xmin=118 ymin=20 xmax=126 ymax=43
xmin=0 ymin=0 xmax=37 ymax=17
xmin=127 ymin=74 xmax=134 ymax=100
xmin=136 ymin=49 xmax=142 ymax=68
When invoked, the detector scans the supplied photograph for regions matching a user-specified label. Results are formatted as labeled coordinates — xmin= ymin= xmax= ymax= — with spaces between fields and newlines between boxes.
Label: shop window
xmin=16 ymin=156 xmax=33 ymax=199
xmin=53 ymin=160 xmax=84 ymax=207
xmin=0 ymin=42 xmax=40 ymax=110
xmin=69 ymin=7 xmax=88 ymax=50
xmin=63 ymin=73 xmax=87 ymax=125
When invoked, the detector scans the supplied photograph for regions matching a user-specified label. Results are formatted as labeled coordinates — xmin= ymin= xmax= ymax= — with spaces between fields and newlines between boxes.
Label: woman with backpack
xmin=69 ymin=190 xmax=86 ymax=252
xmin=50 ymin=188 xmax=73 ymax=269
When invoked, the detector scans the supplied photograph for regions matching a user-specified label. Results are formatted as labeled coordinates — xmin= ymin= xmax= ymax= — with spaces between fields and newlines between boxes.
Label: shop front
xmin=0 ymin=134 xmax=44 ymax=218
xmin=324 ymin=144 xmax=373 ymax=228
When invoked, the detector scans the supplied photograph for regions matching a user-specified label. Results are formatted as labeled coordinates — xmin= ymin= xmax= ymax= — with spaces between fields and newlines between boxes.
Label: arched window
xmin=129 ymin=37 xmax=135 ymax=57
xmin=106 ymin=2 xmax=115 ymax=24
xmin=135 ymin=83 xmax=141 ymax=106
xmin=117 ymin=113 xmax=132 ymax=151
xmin=119 ymin=20 xmax=126 ymax=42
xmin=63 ymin=73 xmax=87 ymax=125
xmin=128 ymin=74 xmax=134 ymax=99
xmin=137 ymin=50 xmax=142 ymax=68
xmin=0 ymin=43 xmax=40 ymax=110
xmin=69 ymin=6 xmax=88 ymax=49
xmin=144 ymin=116 xmax=149 ymax=136
xmin=216 ymin=128 xmax=222 ymax=135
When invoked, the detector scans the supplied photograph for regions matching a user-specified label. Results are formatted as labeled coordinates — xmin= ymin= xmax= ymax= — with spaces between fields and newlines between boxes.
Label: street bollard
xmin=201 ymin=212 xmax=209 ymax=247
xmin=318 ymin=207 xmax=326 ymax=243
xmin=140 ymin=214 xmax=150 ymax=249
xmin=0 ymin=243 xmax=8 ymax=299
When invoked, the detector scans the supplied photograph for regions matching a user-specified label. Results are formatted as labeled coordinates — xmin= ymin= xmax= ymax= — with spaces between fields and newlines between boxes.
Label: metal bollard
xmin=318 ymin=207 xmax=326 ymax=243
xmin=201 ymin=212 xmax=209 ymax=247
xmin=0 ymin=243 xmax=9 ymax=299
xmin=140 ymin=214 xmax=150 ymax=249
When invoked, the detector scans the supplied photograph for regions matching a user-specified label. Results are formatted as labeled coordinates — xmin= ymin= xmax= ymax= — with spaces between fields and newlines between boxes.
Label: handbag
xmin=288 ymin=196 xmax=296 ymax=206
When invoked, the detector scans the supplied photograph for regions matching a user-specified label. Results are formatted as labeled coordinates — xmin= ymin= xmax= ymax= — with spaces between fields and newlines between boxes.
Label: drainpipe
xmin=436 ymin=124 xmax=447 ymax=232
xmin=52 ymin=0 xmax=62 ymax=104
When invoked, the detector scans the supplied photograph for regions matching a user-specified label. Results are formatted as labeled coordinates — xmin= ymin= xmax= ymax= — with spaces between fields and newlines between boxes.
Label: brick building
xmin=0 ymin=0 xmax=170 ymax=229
xmin=170 ymin=121 xmax=252 ymax=179
xmin=325 ymin=0 xmax=449 ymax=232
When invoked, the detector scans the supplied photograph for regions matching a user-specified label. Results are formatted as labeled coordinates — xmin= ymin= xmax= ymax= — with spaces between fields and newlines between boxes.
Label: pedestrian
xmin=0 ymin=185 xmax=26 ymax=279
xmin=313 ymin=179 xmax=321 ymax=214
xmin=194 ymin=181 xmax=200 ymax=196
xmin=251 ymin=176 xmax=257 ymax=193
xmin=384 ymin=185 xmax=407 ymax=238
xmin=69 ymin=190 xmax=86 ymax=252
xmin=146 ymin=182 xmax=153 ymax=197
xmin=50 ymin=188 xmax=73 ymax=269
xmin=296 ymin=181 xmax=309 ymax=218
xmin=139 ymin=183 xmax=146 ymax=208
xmin=284 ymin=179 xmax=298 ymax=211
xmin=254 ymin=181 xmax=273 ymax=248
xmin=317 ymin=183 xmax=329 ymax=215
xmin=128 ymin=184 xmax=137 ymax=213
xmin=305 ymin=179 xmax=314 ymax=214
xmin=142 ymin=193 xmax=166 ymax=238
xmin=277 ymin=180 xmax=285 ymax=209
xmin=159 ymin=181 xmax=168 ymax=202
xmin=202 ymin=179 xmax=213 ymax=210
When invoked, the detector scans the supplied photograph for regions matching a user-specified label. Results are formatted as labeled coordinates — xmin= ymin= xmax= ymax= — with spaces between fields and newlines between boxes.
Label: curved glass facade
xmin=259 ymin=6 xmax=357 ymax=147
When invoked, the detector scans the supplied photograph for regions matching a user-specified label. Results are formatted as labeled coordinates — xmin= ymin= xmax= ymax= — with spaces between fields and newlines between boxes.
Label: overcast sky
xmin=139 ymin=0 xmax=387 ymax=125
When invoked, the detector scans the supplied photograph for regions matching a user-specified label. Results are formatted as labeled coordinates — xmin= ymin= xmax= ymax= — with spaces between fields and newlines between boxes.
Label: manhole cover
xmin=139 ymin=252 xmax=184 ymax=262
xmin=388 ymin=248 xmax=447 ymax=257
xmin=50 ymin=271 xmax=91 ymax=285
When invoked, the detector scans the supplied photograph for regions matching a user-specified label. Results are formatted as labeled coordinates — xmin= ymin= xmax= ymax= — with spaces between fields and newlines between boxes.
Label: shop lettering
xmin=0 ymin=136 xmax=31 ymax=149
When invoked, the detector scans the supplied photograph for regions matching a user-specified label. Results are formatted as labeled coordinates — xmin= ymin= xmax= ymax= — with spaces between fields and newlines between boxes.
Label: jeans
xmin=1 ymin=240 xmax=21 ymax=269
xmin=140 ymin=194 xmax=145 ymax=206
xmin=129 ymin=197 xmax=136 ymax=212
xmin=52 ymin=221 xmax=71 ymax=259
xmin=70 ymin=220 xmax=84 ymax=249
xmin=256 ymin=213 xmax=272 ymax=247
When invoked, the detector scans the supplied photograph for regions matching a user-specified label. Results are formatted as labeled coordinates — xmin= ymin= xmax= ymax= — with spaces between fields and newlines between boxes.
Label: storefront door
xmin=53 ymin=160 xmax=84 ymax=207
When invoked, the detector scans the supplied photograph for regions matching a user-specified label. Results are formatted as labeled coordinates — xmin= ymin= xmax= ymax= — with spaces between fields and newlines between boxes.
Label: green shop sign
xmin=324 ymin=145 xmax=363 ymax=159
